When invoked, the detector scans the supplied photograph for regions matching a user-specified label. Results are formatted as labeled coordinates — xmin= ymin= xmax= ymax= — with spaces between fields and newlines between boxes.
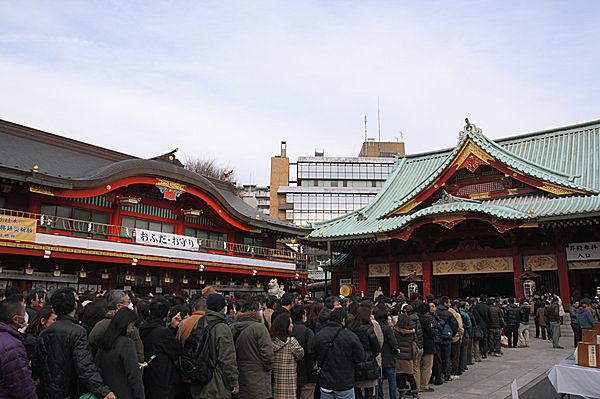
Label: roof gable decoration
xmin=385 ymin=119 xmax=594 ymax=217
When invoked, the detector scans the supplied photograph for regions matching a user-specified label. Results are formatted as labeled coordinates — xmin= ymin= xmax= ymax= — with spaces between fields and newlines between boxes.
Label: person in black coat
xmin=96 ymin=308 xmax=145 ymax=399
xmin=504 ymin=298 xmax=521 ymax=348
xmin=32 ymin=287 xmax=115 ymax=399
xmin=435 ymin=297 xmax=457 ymax=381
xmin=417 ymin=302 xmax=439 ymax=393
xmin=375 ymin=308 xmax=400 ymax=399
xmin=471 ymin=295 xmax=491 ymax=359
xmin=291 ymin=305 xmax=317 ymax=399
xmin=348 ymin=306 xmax=380 ymax=399
xmin=139 ymin=299 xmax=182 ymax=399
xmin=312 ymin=308 xmax=365 ymax=397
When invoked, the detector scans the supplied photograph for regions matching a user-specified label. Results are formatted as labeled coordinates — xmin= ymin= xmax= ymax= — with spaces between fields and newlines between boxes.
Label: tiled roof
xmin=310 ymin=120 xmax=600 ymax=239
xmin=0 ymin=119 xmax=308 ymax=236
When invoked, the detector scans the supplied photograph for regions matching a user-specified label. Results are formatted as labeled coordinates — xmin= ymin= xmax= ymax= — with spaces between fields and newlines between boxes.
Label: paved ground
xmin=382 ymin=321 xmax=575 ymax=399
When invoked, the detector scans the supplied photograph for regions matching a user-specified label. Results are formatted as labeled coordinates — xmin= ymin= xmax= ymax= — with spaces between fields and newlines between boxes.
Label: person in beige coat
xmin=448 ymin=301 xmax=464 ymax=376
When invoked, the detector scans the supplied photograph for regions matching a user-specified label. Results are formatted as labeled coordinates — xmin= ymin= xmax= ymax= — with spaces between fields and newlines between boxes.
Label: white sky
xmin=1 ymin=1 xmax=599 ymax=185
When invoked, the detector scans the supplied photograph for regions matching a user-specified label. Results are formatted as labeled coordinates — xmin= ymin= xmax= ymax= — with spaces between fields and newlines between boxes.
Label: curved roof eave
xmin=28 ymin=158 xmax=307 ymax=236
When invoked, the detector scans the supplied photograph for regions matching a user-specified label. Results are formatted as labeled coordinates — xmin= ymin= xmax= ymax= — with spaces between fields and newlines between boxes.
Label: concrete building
xmin=240 ymin=184 xmax=271 ymax=215
xmin=270 ymin=140 xmax=405 ymax=225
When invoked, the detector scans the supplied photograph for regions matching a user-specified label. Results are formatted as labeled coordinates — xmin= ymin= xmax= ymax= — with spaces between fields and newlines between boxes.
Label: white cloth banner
xmin=547 ymin=360 xmax=600 ymax=398
xmin=134 ymin=228 xmax=199 ymax=251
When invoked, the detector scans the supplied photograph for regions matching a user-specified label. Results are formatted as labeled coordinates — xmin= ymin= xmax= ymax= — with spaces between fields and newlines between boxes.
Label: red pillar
xmin=174 ymin=212 xmax=185 ymax=235
xmin=109 ymin=201 xmax=122 ymax=240
xmin=422 ymin=260 xmax=432 ymax=299
xmin=331 ymin=273 xmax=339 ymax=296
xmin=389 ymin=261 xmax=399 ymax=296
xmin=556 ymin=246 xmax=571 ymax=306
xmin=358 ymin=263 xmax=368 ymax=297
xmin=513 ymin=249 xmax=524 ymax=300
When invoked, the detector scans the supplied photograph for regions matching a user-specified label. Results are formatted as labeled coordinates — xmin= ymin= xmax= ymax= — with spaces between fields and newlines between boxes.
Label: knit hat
xmin=206 ymin=293 xmax=226 ymax=312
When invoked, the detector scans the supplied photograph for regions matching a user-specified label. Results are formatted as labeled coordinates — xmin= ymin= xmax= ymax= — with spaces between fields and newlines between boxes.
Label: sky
xmin=1 ymin=1 xmax=599 ymax=185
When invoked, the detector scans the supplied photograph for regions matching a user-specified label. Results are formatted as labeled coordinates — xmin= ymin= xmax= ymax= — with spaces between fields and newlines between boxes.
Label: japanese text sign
xmin=566 ymin=241 xmax=600 ymax=261
xmin=0 ymin=216 xmax=36 ymax=242
xmin=135 ymin=228 xmax=199 ymax=251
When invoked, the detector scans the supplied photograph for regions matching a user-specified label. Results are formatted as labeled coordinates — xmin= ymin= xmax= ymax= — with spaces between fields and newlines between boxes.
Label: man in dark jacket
xmin=230 ymin=298 xmax=273 ymax=399
xmin=140 ymin=298 xmax=182 ymax=399
xmin=32 ymin=288 xmax=115 ymax=399
xmin=193 ymin=293 xmax=239 ymax=398
xmin=488 ymin=298 xmax=505 ymax=356
xmin=471 ymin=295 xmax=491 ymax=359
xmin=89 ymin=289 xmax=144 ymax=362
xmin=313 ymin=307 xmax=364 ymax=398
xmin=291 ymin=305 xmax=316 ymax=399
xmin=0 ymin=298 xmax=37 ymax=399
xmin=504 ymin=298 xmax=521 ymax=348
xmin=435 ymin=297 xmax=457 ymax=381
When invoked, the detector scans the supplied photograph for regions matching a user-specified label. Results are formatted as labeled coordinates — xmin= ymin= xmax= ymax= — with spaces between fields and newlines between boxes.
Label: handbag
xmin=441 ymin=323 xmax=453 ymax=340
xmin=79 ymin=394 xmax=99 ymax=399
xmin=473 ymin=325 xmax=484 ymax=341
xmin=410 ymin=341 xmax=419 ymax=360
xmin=354 ymin=358 xmax=381 ymax=381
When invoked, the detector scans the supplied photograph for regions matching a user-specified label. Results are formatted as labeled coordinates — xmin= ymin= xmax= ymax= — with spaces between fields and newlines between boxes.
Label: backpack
xmin=441 ymin=323 xmax=453 ymax=339
xmin=178 ymin=317 xmax=225 ymax=383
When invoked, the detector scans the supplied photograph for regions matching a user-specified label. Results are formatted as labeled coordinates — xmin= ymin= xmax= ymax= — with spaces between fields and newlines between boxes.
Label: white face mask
xmin=127 ymin=302 xmax=134 ymax=311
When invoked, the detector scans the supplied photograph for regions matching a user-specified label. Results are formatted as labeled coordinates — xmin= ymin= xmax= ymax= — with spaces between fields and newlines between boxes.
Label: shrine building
xmin=0 ymin=119 xmax=310 ymax=295
xmin=305 ymin=119 xmax=600 ymax=304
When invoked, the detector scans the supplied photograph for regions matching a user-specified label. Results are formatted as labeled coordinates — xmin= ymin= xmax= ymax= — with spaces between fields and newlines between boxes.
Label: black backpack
xmin=178 ymin=317 xmax=225 ymax=383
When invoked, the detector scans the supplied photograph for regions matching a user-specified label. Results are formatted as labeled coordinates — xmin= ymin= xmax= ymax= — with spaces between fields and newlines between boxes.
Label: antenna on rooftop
xmin=400 ymin=130 xmax=404 ymax=141
xmin=377 ymin=96 xmax=381 ymax=142
xmin=364 ymin=115 xmax=368 ymax=141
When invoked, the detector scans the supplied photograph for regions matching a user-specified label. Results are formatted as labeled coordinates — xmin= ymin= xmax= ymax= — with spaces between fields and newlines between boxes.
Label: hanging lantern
xmin=182 ymin=275 xmax=189 ymax=285
xmin=24 ymin=264 xmax=34 ymax=275
xmin=52 ymin=266 xmax=61 ymax=277
xmin=101 ymin=268 xmax=110 ymax=279
xmin=145 ymin=272 xmax=152 ymax=283
xmin=78 ymin=267 xmax=87 ymax=279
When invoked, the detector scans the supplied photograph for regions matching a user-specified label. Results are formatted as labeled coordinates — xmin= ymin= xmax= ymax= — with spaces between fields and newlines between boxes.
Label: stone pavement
xmin=383 ymin=322 xmax=574 ymax=399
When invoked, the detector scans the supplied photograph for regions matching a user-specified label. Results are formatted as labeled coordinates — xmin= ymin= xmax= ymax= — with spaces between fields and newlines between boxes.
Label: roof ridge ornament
xmin=459 ymin=118 xmax=484 ymax=140
xmin=435 ymin=189 xmax=482 ymax=205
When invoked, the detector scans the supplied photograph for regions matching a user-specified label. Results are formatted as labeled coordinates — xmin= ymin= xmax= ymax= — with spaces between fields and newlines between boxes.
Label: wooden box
xmin=581 ymin=329 xmax=600 ymax=345
xmin=577 ymin=342 xmax=600 ymax=368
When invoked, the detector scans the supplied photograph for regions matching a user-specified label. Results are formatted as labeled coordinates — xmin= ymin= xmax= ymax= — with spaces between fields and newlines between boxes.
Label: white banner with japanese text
xmin=566 ymin=241 xmax=600 ymax=261
xmin=134 ymin=228 xmax=199 ymax=251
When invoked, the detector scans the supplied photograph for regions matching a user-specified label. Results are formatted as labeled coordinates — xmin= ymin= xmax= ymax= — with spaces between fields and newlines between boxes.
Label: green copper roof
xmin=309 ymin=120 xmax=600 ymax=239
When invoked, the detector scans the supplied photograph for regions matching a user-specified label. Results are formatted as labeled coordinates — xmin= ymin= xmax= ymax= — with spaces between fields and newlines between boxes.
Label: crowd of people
xmin=0 ymin=284 xmax=599 ymax=399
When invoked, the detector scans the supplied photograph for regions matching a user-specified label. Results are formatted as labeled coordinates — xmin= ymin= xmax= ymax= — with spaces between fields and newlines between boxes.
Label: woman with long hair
xmin=96 ymin=308 xmax=145 ymax=399
xmin=271 ymin=315 xmax=304 ymax=399
xmin=348 ymin=306 xmax=381 ymax=399
xmin=24 ymin=305 xmax=56 ymax=358
xmin=306 ymin=301 xmax=323 ymax=332
xmin=394 ymin=313 xmax=418 ymax=399
xmin=375 ymin=307 xmax=400 ymax=399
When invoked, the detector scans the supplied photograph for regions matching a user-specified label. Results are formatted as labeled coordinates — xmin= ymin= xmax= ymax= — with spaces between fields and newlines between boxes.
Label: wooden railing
xmin=0 ymin=208 xmax=307 ymax=263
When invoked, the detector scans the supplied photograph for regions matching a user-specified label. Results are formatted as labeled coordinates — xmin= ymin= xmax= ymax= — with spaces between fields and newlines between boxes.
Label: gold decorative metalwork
xmin=368 ymin=263 xmax=390 ymax=277
xmin=568 ymin=260 xmax=600 ymax=270
xmin=399 ymin=262 xmax=422 ymax=276
xmin=29 ymin=185 xmax=54 ymax=196
xmin=154 ymin=178 xmax=186 ymax=191
xmin=433 ymin=257 xmax=513 ymax=275
xmin=524 ymin=255 xmax=557 ymax=271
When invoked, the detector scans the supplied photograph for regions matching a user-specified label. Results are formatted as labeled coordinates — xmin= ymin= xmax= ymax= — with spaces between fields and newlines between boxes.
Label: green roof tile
xmin=309 ymin=120 xmax=600 ymax=239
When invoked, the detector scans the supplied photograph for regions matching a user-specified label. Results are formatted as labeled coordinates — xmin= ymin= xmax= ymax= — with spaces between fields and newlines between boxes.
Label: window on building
xmin=243 ymin=237 xmax=263 ymax=247
xmin=121 ymin=216 xmax=174 ymax=235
